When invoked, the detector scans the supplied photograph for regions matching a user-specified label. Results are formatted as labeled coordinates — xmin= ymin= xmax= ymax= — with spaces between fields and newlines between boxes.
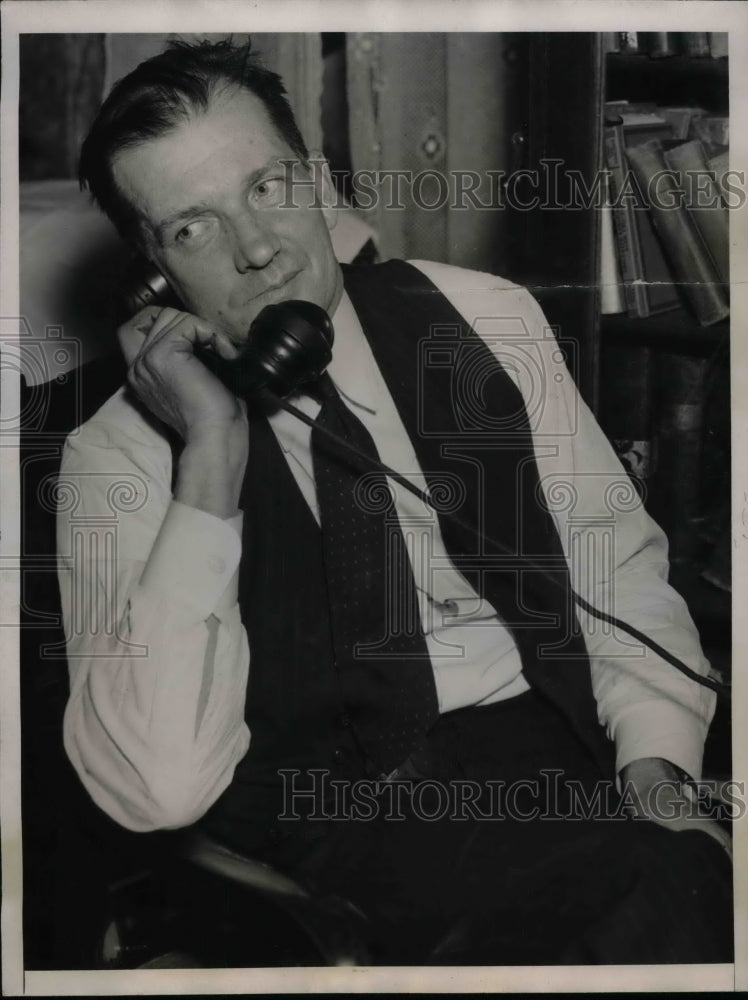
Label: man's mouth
xmin=225 ymin=269 xmax=304 ymax=338
xmin=255 ymin=268 xmax=301 ymax=299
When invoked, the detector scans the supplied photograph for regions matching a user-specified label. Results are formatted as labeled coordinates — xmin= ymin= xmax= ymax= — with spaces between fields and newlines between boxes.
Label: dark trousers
xmin=260 ymin=692 xmax=733 ymax=965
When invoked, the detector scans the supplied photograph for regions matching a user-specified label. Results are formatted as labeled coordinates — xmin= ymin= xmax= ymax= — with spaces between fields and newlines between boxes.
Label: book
xmin=604 ymin=118 xmax=647 ymax=318
xmin=709 ymin=32 xmax=729 ymax=59
xmin=658 ymin=106 xmax=705 ymax=141
xmin=693 ymin=114 xmax=729 ymax=155
xmin=626 ymin=139 xmax=730 ymax=325
xmin=618 ymin=31 xmax=640 ymax=53
xmin=602 ymin=32 xmax=620 ymax=55
xmin=641 ymin=32 xmax=679 ymax=58
xmin=707 ymin=150 xmax=730 ymax=204
xmin=617 ymin=110 xmax=672 ymax=137
xmin=605 ymin=100 xmax=660 ymax=117
xmin=603 ymin=113 xmax=681 ymax=319
xmin=663 ymin=140 xmax=729 ymax=285
xmin=682 ymin=32 xmax=710 ymax=58
xmin=599 ymin=171 xmax=625 ymax=314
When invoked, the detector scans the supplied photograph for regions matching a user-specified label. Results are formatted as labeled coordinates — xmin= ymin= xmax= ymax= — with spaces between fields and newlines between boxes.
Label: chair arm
xmin=176 ymin=829 xmax=310 ymax=899
xmin=97 ymin=829 xmax=372 ymax=968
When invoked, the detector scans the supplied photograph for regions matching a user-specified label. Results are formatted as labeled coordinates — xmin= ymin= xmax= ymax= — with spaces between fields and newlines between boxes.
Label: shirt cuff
xmin=139 ymin=500 xmax=242 ymax=618
xmin=613 ymin=700 xmax=708 ymax=783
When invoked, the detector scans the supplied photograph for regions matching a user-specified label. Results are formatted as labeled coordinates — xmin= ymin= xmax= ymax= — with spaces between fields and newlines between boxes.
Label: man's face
xmin=112 ymin=85 xmax=343 ymax=344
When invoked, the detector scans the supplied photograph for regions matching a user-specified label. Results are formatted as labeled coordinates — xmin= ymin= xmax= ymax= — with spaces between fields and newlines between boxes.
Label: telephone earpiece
xmin=120 ymin=256 xmax=181 ymax=316
xmin=120 ymin=257 xmax=334 ymax=399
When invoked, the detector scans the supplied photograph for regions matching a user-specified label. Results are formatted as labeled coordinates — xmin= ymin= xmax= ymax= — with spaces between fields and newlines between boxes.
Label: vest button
xmin=336 ymin=712 xmax=352 ymax=730
xmin=332 ymin=747 xmax=346 ymax=765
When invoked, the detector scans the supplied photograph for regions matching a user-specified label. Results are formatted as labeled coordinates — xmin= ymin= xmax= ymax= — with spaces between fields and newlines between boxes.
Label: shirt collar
xmin=325 ymin=290 xmax=380 ymax=415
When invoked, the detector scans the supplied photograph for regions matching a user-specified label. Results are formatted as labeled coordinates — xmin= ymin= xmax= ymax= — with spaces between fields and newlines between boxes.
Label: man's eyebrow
xmin=153 ymin=205 xmax=211 ymax=243
xmin=152 ymin=157 xmax=299 ymax=244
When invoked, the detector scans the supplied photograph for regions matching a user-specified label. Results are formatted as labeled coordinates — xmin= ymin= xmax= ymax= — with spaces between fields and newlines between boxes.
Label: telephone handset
xmin=119 ymin=257 xmax=728 ymax=701
xmin=120 ymin=256 xmax=334 ymax=400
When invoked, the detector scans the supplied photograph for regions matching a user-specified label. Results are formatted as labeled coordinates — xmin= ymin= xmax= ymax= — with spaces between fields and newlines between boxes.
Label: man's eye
xmin=252 ymin=177 xmax=285 ymax=204
xmin=173 ymin=218 xmax=217 ymax=247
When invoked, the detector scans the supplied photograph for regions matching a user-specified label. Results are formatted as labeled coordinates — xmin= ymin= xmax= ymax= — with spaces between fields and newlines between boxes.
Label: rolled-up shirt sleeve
xmin=59 ymin=391 xmax=250 ymax=832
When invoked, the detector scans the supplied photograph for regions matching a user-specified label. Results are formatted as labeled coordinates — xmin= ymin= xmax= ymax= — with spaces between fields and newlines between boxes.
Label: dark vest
xmin=201 ymin=261 xmax=612 ymax=855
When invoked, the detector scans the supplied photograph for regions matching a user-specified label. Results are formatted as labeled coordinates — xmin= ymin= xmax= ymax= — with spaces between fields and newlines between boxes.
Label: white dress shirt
xmin=59 ymin=260 xmax=715 ymax=832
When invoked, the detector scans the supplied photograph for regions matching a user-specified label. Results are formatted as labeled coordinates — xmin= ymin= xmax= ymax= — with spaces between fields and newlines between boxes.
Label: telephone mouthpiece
xmin=242 ymin=300 xmax=335 ymax=399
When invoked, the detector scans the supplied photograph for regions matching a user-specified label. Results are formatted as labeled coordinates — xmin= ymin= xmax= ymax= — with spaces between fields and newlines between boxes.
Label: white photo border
xmin=2 ymin=0 xmax=745 ymax=994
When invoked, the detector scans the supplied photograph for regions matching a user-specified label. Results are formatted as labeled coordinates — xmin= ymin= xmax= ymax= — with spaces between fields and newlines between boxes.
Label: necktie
xmin=309 ymin=373 xmax=439 ymax=776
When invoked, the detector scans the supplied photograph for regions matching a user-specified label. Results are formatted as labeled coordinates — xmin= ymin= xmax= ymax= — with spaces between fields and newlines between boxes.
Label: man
xmin=59 ymin=39 xmax=731 ymax=964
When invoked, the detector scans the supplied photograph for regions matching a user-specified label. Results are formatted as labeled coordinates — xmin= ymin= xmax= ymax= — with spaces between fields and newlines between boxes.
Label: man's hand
xmin=118 ymin=305 xmax=245 ymax=443
xmin=620 ymin=756 xmax=732 ymax=860
xmin=119 ymin=306 xmax=249 ymax=519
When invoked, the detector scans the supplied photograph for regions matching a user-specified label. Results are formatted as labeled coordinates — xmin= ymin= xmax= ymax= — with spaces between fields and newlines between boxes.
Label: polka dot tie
xmin=309 ymin=373 xmax=439 ymax=776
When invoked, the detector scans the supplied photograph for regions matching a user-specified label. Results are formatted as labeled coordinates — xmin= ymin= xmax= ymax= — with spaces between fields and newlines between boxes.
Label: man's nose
xmin=230 ymin=212 xmax=281 ymax=272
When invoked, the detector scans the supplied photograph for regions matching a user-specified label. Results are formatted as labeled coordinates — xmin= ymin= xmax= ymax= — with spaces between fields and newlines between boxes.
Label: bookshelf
xmin=599 ymin=35 xmax=730 ymax=634
xmin=509 ymin=32 xmax=730 ymax=641
xmin=599 ymin=37 xmax=731 ymax=771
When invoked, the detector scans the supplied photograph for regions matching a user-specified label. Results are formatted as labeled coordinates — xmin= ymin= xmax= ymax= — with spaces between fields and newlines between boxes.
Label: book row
xmin=604 ymin=32 xmax=728 ymax=59
xmin=601 ymin=101 xmax=730 ymax=326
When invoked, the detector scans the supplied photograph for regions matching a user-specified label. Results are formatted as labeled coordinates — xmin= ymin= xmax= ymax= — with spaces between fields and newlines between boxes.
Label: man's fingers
xmin=212 ymin=329 xmax=241 ymax=360
xmin=139 ymin=308 xmax=219 ymax=359
xmin=145 ymin=306 xmax=206 ymax=340
xmin=119 ymin=306 xmax=219 ymax=370
xmin=131 ymin=305 xmax=163 ymax=334
xmin=118 ymin=306 xmax=160 ymax=365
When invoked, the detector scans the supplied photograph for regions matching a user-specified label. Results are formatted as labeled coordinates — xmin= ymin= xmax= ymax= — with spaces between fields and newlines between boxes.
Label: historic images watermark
xmin=279 ymin=157 xmax=747 ymax=212
xmin=278 ymin=767 xmax=746 ymax=824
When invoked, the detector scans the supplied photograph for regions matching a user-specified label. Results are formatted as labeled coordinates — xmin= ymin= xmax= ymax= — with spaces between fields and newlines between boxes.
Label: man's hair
xmin=79 ymin=37 xmax=309 ymax=243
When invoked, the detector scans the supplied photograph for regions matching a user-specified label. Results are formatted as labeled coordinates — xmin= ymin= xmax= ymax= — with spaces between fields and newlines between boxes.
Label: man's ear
xmin=307 ymin=150 xmax=338 ymax=232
